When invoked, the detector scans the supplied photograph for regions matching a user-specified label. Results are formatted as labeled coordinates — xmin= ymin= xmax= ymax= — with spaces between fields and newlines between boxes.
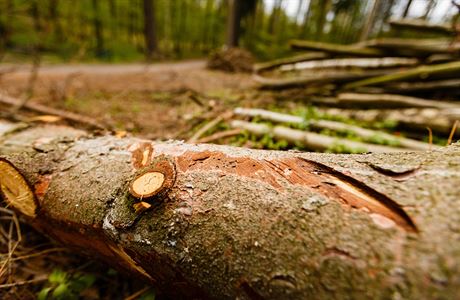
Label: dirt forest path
xmin=0 ymin=60 xmax=206 ymax=75
xmin=0 ymin=60 xmax=257 ymax=140
xmin=0 ymin=60 xmax=254 ymax=94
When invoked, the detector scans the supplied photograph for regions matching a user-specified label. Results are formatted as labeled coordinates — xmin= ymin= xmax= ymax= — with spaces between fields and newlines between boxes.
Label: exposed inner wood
xmin=295 ymin=158 xmax=417 ymax=232
xmin=130 ymin=171 xmax=165 ymax=198
xmin=176 ymin=150 xmax=416 ymax=232
xmin=133 ymin=201 xmax=152 ymax=213
xmin=0 ymin=159 xmax=37 ymax=217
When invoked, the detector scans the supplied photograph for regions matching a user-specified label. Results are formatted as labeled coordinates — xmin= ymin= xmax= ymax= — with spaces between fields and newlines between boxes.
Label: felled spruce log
xmin=233 ymin=107 xmax=437 ymax=151
xmin=279 ymin=57 xmax=418 ymax=72
xmin=1 ymin=121 xmax=460 ymax=299
xmin=254 ymin=69 xmax=393 ymax=90
xmin=344 ymin=61 xmax=460 ymax=89
xmin=389 ymin=19 xmax=455 ymax=35
xmin=318 ymin=107 xmax=460 ymax=134
xmin=289 ymin=40 xmax=384 ymax=57
xmin=384 ymin=79 xmax=460 ymax=93
xmin=231 ymin=120 xmax=408 ymax=153
xmin=335 ymin=93 xmax=460 ymax=109
xmin=363 ymin=38 xmax=458 ymax=56
xmin=253 ymin=52 xmax=328 ymax=72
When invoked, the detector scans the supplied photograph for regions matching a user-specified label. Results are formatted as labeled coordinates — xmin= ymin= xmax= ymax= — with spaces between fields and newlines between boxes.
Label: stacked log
xmin=231 ymin=19 xmax=460 ymax=151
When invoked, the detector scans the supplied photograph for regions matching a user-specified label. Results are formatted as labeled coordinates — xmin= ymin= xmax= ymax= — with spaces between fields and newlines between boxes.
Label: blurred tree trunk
xmin=48 ymin=0 xmax=63 ymax=41
xmin=267 ymin=0 xmax=281 ymax=35
xmin=315 ymin=0 xmax=332 ymax=40
xmin=0 ymin=1 xmax=11 ymax=52
xmin=179 ymin=0 xmax=188 ymax=56
xmin=171 ymin=0 xmax=182 ymax=56
xmin=380 ymin=0 xmax=395 ymax=32
xmin=360 ymin=0 xmax=382 ymax=41
xmin=422 ymin=0 xmax=437 ymax=20
xmin=402 ymin=0 xmax=413 ymax=18
xmin=226 ymin=0 xmax=242 ymax=47
xmin=212 ymin=2 xmax=225 ymax=48
xmin=293 ymin=0 xmax=304 ymax=34
xmin=202 ymin=0 xmax=214 ymax=51
xmin=108 ymin=0 xmax=117 ymax=37
xmin=300 ymin=0 xmax=314 ymax=38
xmin=128 ymin=1 xmax=136 ymax=43
xmin=30 ymin=0 xmax=41 ymax=34
xmin=91 ymin=0 xmax=104 ymax=57
xmin=143 ymin=0 xmax=157 ymax=61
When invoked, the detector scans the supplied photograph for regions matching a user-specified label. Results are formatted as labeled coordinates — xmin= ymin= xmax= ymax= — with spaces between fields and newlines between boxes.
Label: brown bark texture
xmin=0 ymin=121 xmax=460 ymax=299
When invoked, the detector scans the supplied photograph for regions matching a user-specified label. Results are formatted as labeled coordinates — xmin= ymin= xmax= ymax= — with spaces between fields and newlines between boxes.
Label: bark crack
xmin=367 ymin=162 xmax=420 ymax=181
xmin=298 ymin=157 xmax=418 ymax=233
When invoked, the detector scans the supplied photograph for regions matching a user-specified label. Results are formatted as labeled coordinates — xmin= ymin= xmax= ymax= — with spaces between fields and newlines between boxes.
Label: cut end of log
xmin=130 ymin=171 xmax=165 ymax=199
xmin=0 ymin=159 xmax=37 ymax=217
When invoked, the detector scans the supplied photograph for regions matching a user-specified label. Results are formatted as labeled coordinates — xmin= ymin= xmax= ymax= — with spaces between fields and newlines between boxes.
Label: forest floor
xmin=0 ymin=61 xmax=261 ymax=140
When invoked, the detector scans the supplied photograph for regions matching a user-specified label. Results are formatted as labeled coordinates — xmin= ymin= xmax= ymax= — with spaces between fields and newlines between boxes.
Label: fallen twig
xmin=0 ymin=92 xmax=107 ymax=130
xmin=197 ymin=128 xmax=243 ymax=144
xmin=447 ymin=120 xmax=459 ymax=145
xmin=188 ymin=111 xmax=233 ymax=143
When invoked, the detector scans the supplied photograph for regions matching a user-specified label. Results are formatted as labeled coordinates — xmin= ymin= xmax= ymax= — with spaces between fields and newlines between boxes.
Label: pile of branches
xmin=249 ymin=19 xmax=460 ymax=144
xmin=207 ymin=47 xmax=255 ymax=73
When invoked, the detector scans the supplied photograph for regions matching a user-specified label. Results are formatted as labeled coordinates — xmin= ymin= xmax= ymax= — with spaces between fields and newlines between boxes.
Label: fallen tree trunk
xmin=363 ymin=38 xmax=458 ymax=56
xmin=289 ymin=40 xmax=384 ymax=57
xmin=383 ymin=78 xmax=460 ymax=93
xmin=343 ymin=61 xmax=460 ymax=89
xmin=336 ymin=93 xmax=460 ymax=109
xmin=254 ymin=69 xmax=393 ymax=89
xmin=318 ymin=107 xmax=460 ymax=134
xmin=389 ymin=19 xmax=456 ymax=35
xmin=253 ymin=52 xmax=329 ymax=72
xmin=1 ymin=121 xmax=459 ymax=299
xmin=230 ymin=120 xmax=406 ymax=153
xmin=279 ymin=57 xmax=419 ymax=72
xmin=233 ymin=107 xmax=437 ymax=151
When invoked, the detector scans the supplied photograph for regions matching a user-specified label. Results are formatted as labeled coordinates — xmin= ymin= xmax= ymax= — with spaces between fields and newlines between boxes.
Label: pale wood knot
xmin=129 ymin=155 xmax=176 ymax=200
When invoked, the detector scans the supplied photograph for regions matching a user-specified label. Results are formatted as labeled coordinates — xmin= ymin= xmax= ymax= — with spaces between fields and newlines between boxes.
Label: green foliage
xmin=0 ymin=0 xmax=454 ymax=63
xmin=367 ymin=134 xmax=401 ymax=147
xmin=325 ymin=142 xmax=367 ymax=154
xmin=38 ymin=269 xmax=96 ymax=300
xmin=230 ymin=127 xmax=289 ymax=151
xmin=139 ymin=290 xmax=156 ymax=300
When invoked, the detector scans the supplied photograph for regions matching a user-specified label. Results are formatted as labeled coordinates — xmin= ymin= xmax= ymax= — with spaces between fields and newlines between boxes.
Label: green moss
xmin=326 ymin=142 xmax=367 ymax=154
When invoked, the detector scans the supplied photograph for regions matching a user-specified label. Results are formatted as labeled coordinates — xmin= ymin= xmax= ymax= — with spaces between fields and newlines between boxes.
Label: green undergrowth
xmin=38 ymin=269 xmax=96 ymax=300
xmin=205 ymin=105 xmax=445 ymax=154
xmin=37 ymin=268 xmax=155 ymax=300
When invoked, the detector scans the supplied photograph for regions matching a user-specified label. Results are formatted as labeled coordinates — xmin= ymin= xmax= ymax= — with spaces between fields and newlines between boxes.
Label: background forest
xmin=0 ymin=0 xmax=458 ymax=63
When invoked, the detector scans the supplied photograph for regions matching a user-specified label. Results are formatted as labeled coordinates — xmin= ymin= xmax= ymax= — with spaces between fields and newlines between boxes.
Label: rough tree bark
xmin=0 ymin=121 xmax=460 ymax=299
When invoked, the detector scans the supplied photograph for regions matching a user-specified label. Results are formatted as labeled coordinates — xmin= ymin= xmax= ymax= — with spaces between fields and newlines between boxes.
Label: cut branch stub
xmin=129 ymin=155 xmax=176 ymax=200
xmin=0 ymin=158 xmax=37 ymax=217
